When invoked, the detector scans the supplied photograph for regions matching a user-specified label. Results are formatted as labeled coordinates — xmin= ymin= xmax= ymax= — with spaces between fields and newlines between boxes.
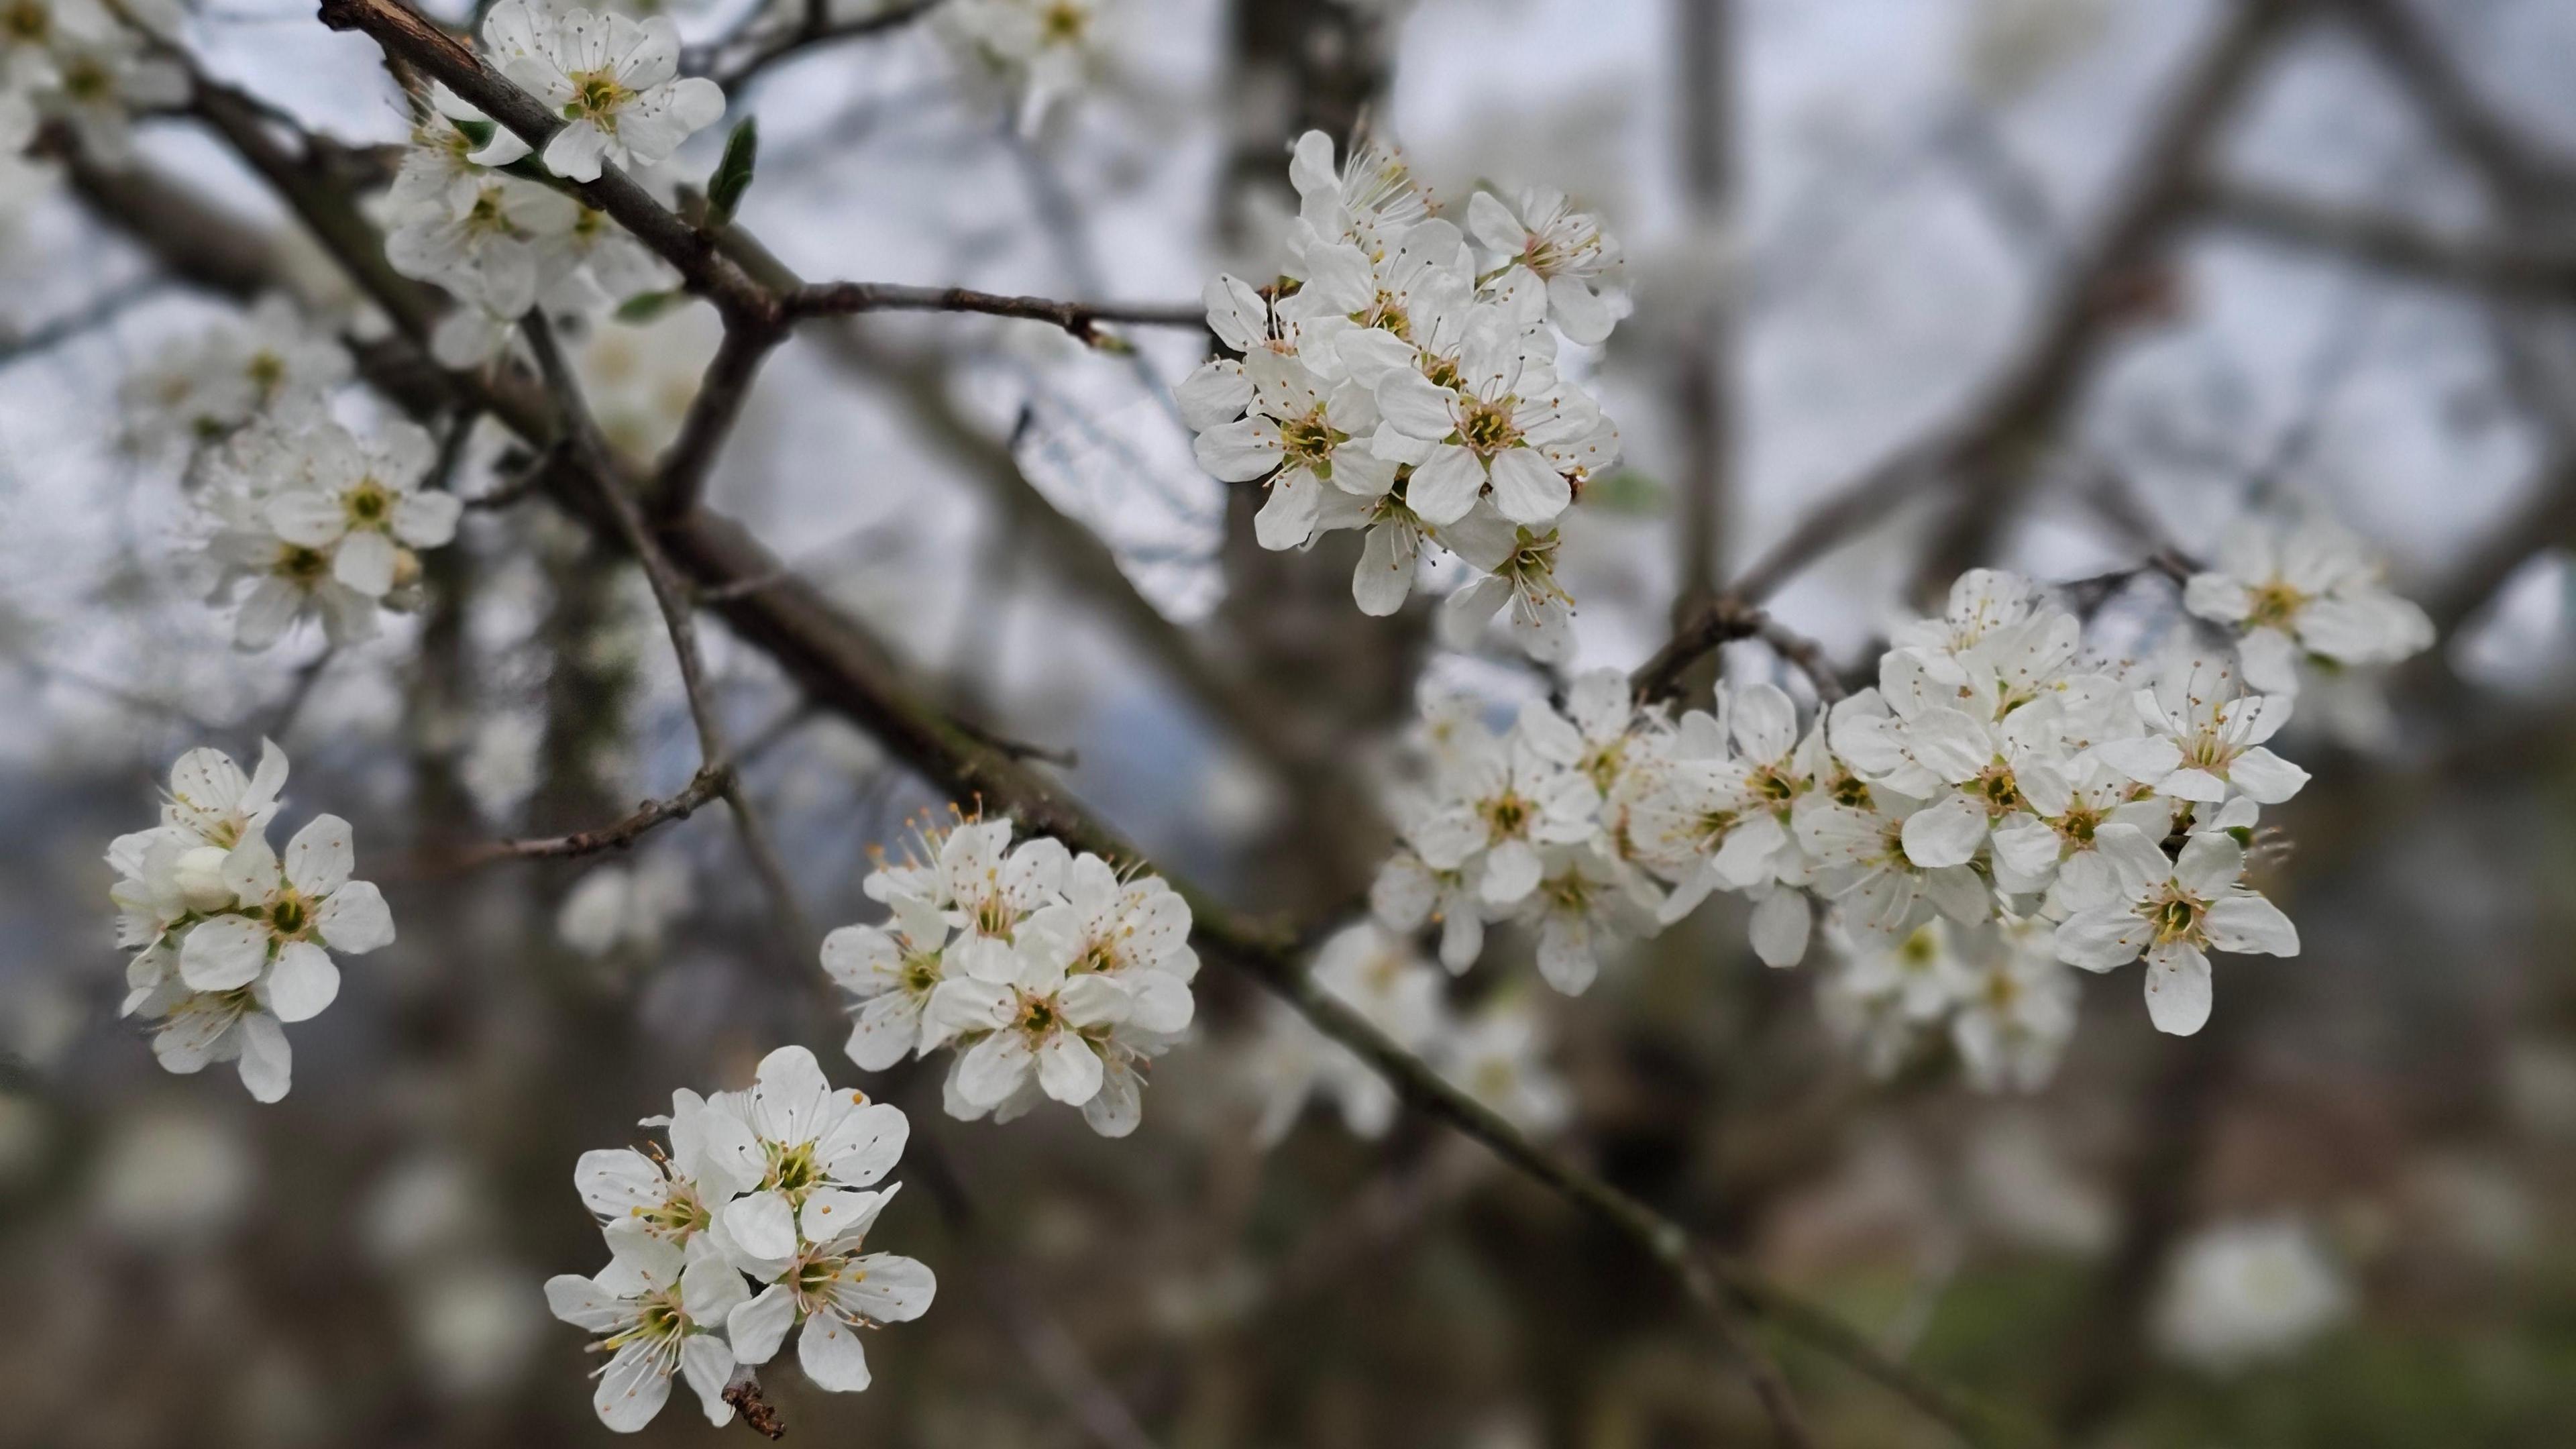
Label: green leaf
xmin=706 ymin=118 xmax=758 ymax=228
xmin=1581 ymin=468 xmax=1669 ymax=517
xmin=454 ymin=117 xmax=496 ymax=149
xmin=614 ymin=290 xmax=686 ymax=324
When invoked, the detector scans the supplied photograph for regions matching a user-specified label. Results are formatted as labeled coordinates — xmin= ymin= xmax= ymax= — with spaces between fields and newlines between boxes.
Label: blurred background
xmin=5 ymin=0 xmax=2576 ymax=1444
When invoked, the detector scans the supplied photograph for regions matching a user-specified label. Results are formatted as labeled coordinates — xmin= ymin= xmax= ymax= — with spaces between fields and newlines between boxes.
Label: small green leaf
xmin=706 ymin=117 xmax=758 ymax=227
xmin=454 ymin=117 xmax=496 ymax=149
xmin=614 ymin=290 xmax=686 ymax=324
xmin=1582 ymin=468 xmax=1669 ymax=517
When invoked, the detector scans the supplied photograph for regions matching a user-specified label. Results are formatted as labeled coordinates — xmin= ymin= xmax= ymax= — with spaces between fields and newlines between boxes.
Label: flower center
xmin=276 ymin=545 xmax=331 ymax=584
xmin=2245 ymin=580 xmax=2307 ymax=631
xmin=346 ymin=480 xmax=392 ymax=527
xmin=2151 ymin=892 xmax=2205 ymax=945
xmin=1277 ymin=409 xmax=1339 ymax=467
xmin=564 ymin=70 xmax=631 ymax=124
xmin=1458 ymin=399 xmax=1520 ymax=457
xmin=1481 ymin=791 xmax=1531 ymax=838
xmin=765 ymin=1141 xmax=820 ymax=1196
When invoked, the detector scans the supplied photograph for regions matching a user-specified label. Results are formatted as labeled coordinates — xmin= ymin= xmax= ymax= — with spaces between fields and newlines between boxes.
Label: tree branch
xmin=2192 ymin=177 xmax=2576 ymax=294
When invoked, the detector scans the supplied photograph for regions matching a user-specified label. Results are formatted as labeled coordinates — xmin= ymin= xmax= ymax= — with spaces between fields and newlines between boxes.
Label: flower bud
xmin=174 ymin=845 xmax=235 ymax=912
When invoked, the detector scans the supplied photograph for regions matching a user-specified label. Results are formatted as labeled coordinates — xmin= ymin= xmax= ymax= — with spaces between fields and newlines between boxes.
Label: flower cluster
xmin=119 ymin=296 xmax=353 ymax=459
xmin=1817 ymin=914 xmax=2077 ymax=1091
xmin=109 ymin=741 xmax=394 ymax=1102
xmin=1244 ymin=922 xmax=1570 ymax=1144
xmin=822 ymin=812 xmax=1197 ymax=1137
xmin=0 ymin=0 xmax=186 ymax=168
xmin=1371 ymin=559 xmax=2418 ymax=1088
xmin=2184 ymin=515 xmax=2434 ymax=695
xmin=1181 ymin=131 xmax=1626 ymax=662
xmin=549 ymin=1047 xmax=935 ymax=1431
xmin=935 ymin=0 xmax=1114 ymax=131
xmin=193 ymin=415 xmax=463 ymax=649
xmin=384 ymin=3 xmax=720 ymax=366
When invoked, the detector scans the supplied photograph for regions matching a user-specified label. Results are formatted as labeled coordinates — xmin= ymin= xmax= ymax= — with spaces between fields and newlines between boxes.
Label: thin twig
xmin=788 ymin=281 xmax=1205 ymax=343
xmin=522 ymin=313 xmax=816 ymax=955
xmin=1633 ymin=596 xmax=1847 ymax=706
xmin=460 ymin=763 xmax=735 ymax=863
xmin=699 ymin=0 xmax=947 ymax=92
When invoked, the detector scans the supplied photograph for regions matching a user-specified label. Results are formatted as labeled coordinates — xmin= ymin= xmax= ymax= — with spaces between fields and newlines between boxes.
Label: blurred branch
xmin=694 ymin=0 xmax=947 ymax=93
xmin=1911 ymin=0 xmax=2304 ymax=594
xmin=1725 ymin=1 xmax=2298 ymax=607
xmin=2332 ymin=0 xmax=2576 ymax=203
xmin=2192 ymin=178 xmax=2576 ymax=294
xmin=1668 ymin=0 xmax=1733 ymax=622
xmin=0 ymin=280 xmax=168 ymax=370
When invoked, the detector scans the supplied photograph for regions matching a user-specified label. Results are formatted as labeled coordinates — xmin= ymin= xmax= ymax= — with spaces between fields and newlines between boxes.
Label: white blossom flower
xmin=1436 ymin=508 xmax=1576 ymax=662
xmin=821 ymin=894 xmax=953 ymax=1070
xmin=549 ymin=1052 xmax=935 ymax=1418
xmin=1288 ymin=127 xmax=1433 ymax=260
xmin=262 ymin=420 xmax=462 ymax=600
xmin=1796 ymin=788 xmax=1992 ymax=942
xmin=1245 ymin=923 xmax=1444 ymax=1146
xmin=1403 ymin=718 xmax=1599 ymax=908
xmin=1371 ymin=847 xmax=1493 ymax=973
xmin=705 ymin=1046 xmax=910 ymax=1265
xmin=928 ymin=918 xmax=1131 ymax=1114
xmin=2094 ymin=654 xmax=2309 ymax=806
xmin=556 ymin=854 xmax=695 ymax=957
xmin=2052 ymin=824 xmax=2298 ymax=1035
xmin=1948 ymin=918 xmax=2078 ymax=1092
xmin=545 ymin=1232 xmax=748 ymax=1430
xmin=574 ymin=1093 xmax=755 ymax=1246
xmin=1468 ymin=185 xmax=1624 ymax=345
xmin=2185 ymin=517 xmax=2434 ymax=694
xmin=1373 ymin=313 xmax=1599 ymax=527
xmin=2153 ymin=1218 xmax=2350 ymax=1371
xmin=110 ymin=745 xmax=390 ymax=1104
xmin=935 ymin=0 xmax=1116 ymax=132
xmin=481 ymin=1 xmax=725 ymax=182
xmin=724 ymin=1187 xmax=935 ymax=1394
xmin=1513 ymin=842 xmax=1659 ymax=995
xmin=927 ymin=818 xmax=1069 ymax=983
xmin=1192 ymin=347 xmax=1397 ymax=549
xmin=120 ymin=297 xmax=350 ymax=455
xmin=386 ymin=172 xmax=582 ymax=319
xmin=1435 ymin=994 xmax=1571 ymax=1134
xmin=174 ymin=814 xmax=394 ymax=1025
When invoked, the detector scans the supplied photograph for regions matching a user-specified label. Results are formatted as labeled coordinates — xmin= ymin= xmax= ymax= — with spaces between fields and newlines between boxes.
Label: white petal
xmin=263 ymin=941 xmax=339 ymax=1022
xmin=2143 ymin=942 xmax=2213 ymax=1035
xmin=1036 ymin=1033 xmax=1106 ymax=1104
xmin=284 ymin=814 xmax=356 ymax=896
xmin=2204 ymin=894 xmax=2299 ymax=957
xmin=315 ymin=879 xmax=395 ymax=954
xmin=724 ymin=1189 xmax=800 ymax=1262
xmin=1899 ymin=792 xmax=1988 ymax=869
xmin=797 ymin=1313 xmax=873 ymax=1392
xmin=179 ymin=916 xmax=270 ymax=991
xmin=726 ymin=1285 xmax=797 ymax=1366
